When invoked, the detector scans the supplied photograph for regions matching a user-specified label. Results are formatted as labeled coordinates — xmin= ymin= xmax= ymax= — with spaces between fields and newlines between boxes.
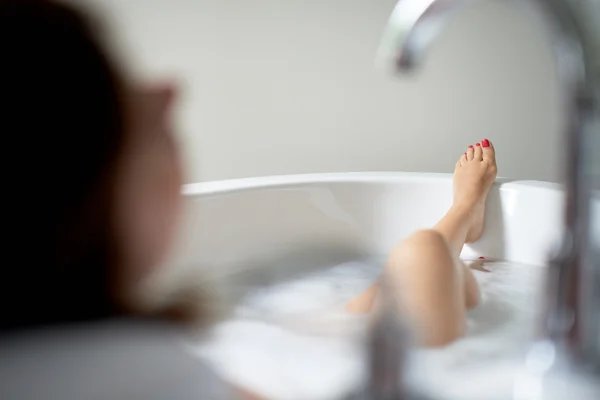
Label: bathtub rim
xmin=182 ymin=172 xmax=562 ymax=197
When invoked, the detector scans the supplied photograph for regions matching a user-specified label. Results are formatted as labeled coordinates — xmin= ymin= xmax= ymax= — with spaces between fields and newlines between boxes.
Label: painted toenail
xmin=482 ymin=139 xmax=490 ymax=148
xmin=468 ymin=145 xmax=473 ymax=148
xmin=475 ymin=143 xmax=480 ymax=147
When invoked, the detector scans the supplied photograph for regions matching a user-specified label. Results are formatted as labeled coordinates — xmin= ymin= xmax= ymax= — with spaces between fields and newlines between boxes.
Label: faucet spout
xmin=377 ymin=0 xmax=460 ymax=72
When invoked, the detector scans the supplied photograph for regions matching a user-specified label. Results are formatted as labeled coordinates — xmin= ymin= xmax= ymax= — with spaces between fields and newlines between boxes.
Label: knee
xmin=390 ymin=230 xmax=448 ymax=261
xmin=387 ymin=229 xmax=454 ymax=278
xmin=405 ymin=229 xmax=447 ymax=249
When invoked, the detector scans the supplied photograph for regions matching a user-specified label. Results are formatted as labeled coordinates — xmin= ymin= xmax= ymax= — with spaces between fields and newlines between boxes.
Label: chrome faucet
xmin=342 ymin=277 xmax=431 ymax=400
xmin=357 ymin=0 xmax=599 ymax=398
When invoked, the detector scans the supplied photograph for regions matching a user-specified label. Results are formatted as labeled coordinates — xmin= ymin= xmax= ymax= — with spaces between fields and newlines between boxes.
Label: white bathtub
xmin=169 ymin=172 xmax=564 ymax=274
xmin=154 ymin=172 xmax=590 ymax=400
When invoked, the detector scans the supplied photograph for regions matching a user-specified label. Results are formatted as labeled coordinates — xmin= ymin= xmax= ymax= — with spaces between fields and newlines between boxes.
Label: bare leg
xmin=346 ymin=140 xmax=497 ymax=347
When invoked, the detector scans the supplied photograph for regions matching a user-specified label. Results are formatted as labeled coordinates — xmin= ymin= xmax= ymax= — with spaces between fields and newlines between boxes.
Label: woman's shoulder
xmin=0 ymin=318 xmax=233 ymax=400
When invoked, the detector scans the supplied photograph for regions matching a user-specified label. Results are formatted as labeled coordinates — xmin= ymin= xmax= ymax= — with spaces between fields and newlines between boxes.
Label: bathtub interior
xmin=140 ymin=173 xmax=582 ymax=399
xmin=162 ymin=173 xmax=565 ymax=284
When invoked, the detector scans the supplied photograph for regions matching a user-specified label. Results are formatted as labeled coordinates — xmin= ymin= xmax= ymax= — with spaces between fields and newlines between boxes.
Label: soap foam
xmin=189 ymin=260 xmax=546 ymax=400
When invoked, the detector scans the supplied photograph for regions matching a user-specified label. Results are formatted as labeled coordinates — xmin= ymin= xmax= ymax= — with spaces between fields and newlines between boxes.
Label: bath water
xmin=188 ymin=260 xmax=547 ymax=400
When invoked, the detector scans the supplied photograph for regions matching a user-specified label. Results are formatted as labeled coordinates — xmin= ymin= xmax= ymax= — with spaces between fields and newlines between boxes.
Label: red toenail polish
xmin=482 ymin=139 xmax=490 ymax=148
xmin=479 ymin=256 xmax=485 ymax=259
xmin=475 ymin=143 xmax=481 ymax=147
xmin=468 ymin=145 xmax=473 ymax=148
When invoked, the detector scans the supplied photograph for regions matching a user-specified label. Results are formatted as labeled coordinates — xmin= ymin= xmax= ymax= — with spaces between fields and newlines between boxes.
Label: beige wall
xmin=77 ymin=0 xmax=566 ymax=183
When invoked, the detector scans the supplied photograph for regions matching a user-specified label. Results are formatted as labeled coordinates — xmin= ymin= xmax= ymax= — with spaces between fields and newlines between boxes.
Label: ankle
xmin=449 ymin=203 xmax=475 ymax=219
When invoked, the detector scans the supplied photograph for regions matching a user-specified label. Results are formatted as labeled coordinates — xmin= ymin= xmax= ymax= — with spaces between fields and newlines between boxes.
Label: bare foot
xmin=453 ymin=139 xmax=497 ymax=243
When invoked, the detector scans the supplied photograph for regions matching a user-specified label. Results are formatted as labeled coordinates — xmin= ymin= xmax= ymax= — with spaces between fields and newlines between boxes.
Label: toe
xmin=474 ymin=143 xmax=483 ymax=161
xmin=481 ymin=139 xmax=496 ymax=164
xmin=466 ymin=145 xmax=474 ymax=161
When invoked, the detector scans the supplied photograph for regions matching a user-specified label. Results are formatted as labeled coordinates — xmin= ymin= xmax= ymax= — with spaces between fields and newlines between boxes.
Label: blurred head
xmin=1 ymin=0 xmax=183 ymax=331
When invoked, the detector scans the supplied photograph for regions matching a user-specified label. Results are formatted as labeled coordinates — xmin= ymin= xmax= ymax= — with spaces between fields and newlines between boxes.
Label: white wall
xmin=77 ymin=0 xmax=566 ymax=183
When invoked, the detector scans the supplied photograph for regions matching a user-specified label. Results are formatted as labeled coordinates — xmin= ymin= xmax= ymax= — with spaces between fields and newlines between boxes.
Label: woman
xmin=0 ymin=1 xmax=261 ymax=399
xmin=347 ymin=140 xmax=497 ymax=348
xmin=0 ymin=0 xmax=497 ymax=398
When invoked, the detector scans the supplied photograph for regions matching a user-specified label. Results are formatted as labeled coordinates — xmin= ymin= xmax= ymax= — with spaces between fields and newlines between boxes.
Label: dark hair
xmin=0 ymin=0 xmax=129 ymax=331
